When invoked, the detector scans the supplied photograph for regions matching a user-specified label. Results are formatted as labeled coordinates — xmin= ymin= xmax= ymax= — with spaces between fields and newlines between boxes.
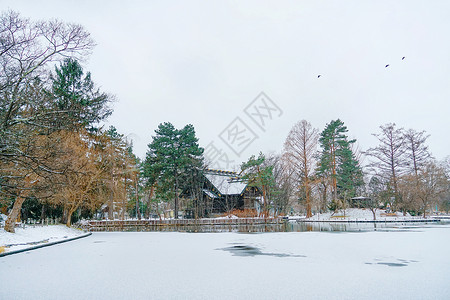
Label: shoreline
xmin=0 ymin=232 xmax=91 ymax=257
xmin=294 ymin=218 xmax=443 ymax=223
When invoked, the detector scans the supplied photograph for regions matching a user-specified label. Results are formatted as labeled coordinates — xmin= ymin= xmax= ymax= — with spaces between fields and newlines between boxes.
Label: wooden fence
xmin=84 ymin=217 xmax=285 ymax=232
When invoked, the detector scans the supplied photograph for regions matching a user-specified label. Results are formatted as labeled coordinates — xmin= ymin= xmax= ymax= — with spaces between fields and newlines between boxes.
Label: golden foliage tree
xmin=46 ymin=130 xmax=107 ymax=227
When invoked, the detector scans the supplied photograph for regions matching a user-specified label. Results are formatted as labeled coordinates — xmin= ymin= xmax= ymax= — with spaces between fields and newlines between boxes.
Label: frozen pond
xmin=86 ymin=220 xmax=445 ymax=233
xmin=1 ymin=224 xmax=449 ymax=299
xmin=286 ymin=220 xmax=446 ymax=232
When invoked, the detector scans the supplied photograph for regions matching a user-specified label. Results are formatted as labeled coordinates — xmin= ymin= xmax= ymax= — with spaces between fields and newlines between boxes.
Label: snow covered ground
xmin=292 ymin=208 xmax=430 ymax=222
xmin=1 ymin=224 xmax=449 ymax=299
xmin=0 ymin=225 xmax=87 ymax=254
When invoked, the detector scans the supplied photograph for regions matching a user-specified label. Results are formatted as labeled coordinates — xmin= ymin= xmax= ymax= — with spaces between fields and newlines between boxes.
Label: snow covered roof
xmin=351 ymin=196 xmax=371 ymax=200
xmin=202 ymin=189 xmax=219 ymax=199
xmin=204 ymin=170 xmax=247 ymax=196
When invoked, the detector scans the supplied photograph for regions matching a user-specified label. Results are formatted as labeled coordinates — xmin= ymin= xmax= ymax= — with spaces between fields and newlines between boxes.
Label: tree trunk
xmin=40 ymin=204 xmax=46 ymax=223
xmin=262 ymin=185 xmax=268 ymax=219
xmin=305 ymin=182 xmax=312 ymax=218
xmin=321 ymin=182 xmax=328 ymax=213
xmin=4 ymin=194 xmax=27 ymax=233
xmin=144 ymin=185 xmax=155 ymax=219
xmin=4 ymin=176 xmax=36 ymax=233
xmin=66 ymin=205 xmax=79 ymax=227
xmin=174 ymin=174 xmax=179 ymax=219
xmin=422 ymin=200 xmax=427 ymax=218
xmin=109 ymin=175 xmax=115 ymax=220
xmin=61 ymin=205 xmax=69 ymax=224
xmin=122 ymin=175 xmax=127 ymax=220
xmin=66 ymin=212 xmax=73 ymax=227
xmin=135 ymin=179 xmax=141 ymax=220
xmin=331 ymin=141 xmax=337 ymax=201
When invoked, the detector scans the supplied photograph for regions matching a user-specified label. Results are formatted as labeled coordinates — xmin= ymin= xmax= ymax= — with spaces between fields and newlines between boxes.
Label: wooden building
xmin=183 ymin=169 xmax=261 ymax=217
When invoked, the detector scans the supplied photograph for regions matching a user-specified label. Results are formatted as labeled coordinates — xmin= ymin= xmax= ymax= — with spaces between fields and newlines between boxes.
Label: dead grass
xmin=222 ymin=209 xmax=258 ymax=218
xmin=330 ymin=215 xmax=347 ymax=219
xmin=381 ymin=213 xmax=398 ymax=217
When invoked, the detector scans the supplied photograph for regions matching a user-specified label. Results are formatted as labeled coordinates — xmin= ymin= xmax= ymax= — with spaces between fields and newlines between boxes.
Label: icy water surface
xmin=219 ymin=244 xmax=306 ymax=258
xmin=145 ymin=220 xmax=446 ymax=233
xmin=284 ymin=221 xmax=446 ymax=232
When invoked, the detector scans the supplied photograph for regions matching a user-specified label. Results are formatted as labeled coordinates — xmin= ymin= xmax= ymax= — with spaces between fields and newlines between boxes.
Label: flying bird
xmin=402 ymin=56 xmax=405 ymax=60
xmin=385 ymin=64 xmax=389 ymax=68
xmin=317 ymin=75 xmax=321 ymax=78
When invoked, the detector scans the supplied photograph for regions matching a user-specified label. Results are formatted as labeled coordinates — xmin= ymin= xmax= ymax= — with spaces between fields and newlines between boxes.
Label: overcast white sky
xmin=3 ymin=0 xmax=450 ymax=169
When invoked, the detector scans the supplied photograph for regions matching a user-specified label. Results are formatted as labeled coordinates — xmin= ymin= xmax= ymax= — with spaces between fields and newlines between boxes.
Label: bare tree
xmin=404 ymin=129 xmax=432 ymax=176
xmin=396 ymin=129 xmax=432 ymax=212
xmin=367 ymin=175 xmax=388 ymax=220
xmin=284 ymin=120 xmax=319 ymax=217
xmin=365 ymin=123 xmax=407 ymax=211
xmin=264 ymin=153 xmax=295 ymax=215
xmin=1 ymin=11 xmax=95 ymax=230
xmin=415 ymin=161 xmax=448 ymax=218
xmin=397 ymin=174 xmax=420 ymax=214
xmin=1 ymin=11 xmax=94 ymax=131
xmin=438 ymin=157 xmax=450 ymax=213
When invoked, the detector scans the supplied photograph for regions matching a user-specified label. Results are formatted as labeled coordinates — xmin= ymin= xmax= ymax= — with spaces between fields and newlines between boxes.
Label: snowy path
xmin=0 ymin=225 xmax=87 ymax=255
xmin=1 ymin=225 xmax=449 ymax=300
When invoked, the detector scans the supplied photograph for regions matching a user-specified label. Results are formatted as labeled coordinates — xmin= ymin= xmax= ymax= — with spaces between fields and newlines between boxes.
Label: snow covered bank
xmin=0 ymin=225 xmax=88 ymax=255
xmin=294 ymin=208 xmax=436 ymax=222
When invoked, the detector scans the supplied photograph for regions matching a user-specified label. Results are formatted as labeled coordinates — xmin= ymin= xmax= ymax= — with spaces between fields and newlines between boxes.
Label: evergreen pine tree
xmin=143 ymin=122 xmax=203 ymax=219
xmin=337 ymin=145 xmax=364 ymax=199
xmin=318 ymin=119 xmax=364 ymax=209
xmin=241 ymin=153 xmax=275 ymax=217
xmin=49 ymin=58 xmax=112 ymax=131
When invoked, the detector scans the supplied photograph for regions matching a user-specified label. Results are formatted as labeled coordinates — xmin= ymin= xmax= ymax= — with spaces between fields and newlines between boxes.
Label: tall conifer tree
xmin=143 ymin=122 xmax=203 ymax=219
xmin=318 ymin=119 xmax=363 ymax=207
